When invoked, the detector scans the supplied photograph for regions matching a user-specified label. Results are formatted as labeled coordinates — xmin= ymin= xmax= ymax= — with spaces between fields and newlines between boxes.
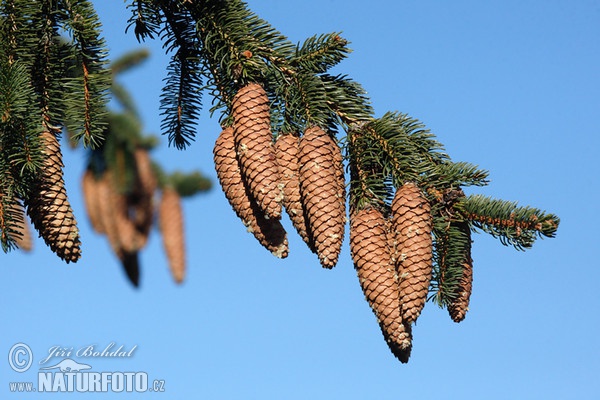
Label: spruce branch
xmin=155 ymin=0 xmax=203 ymax=149
xmin=125 ymin=0 xmax=162 ymax=42
xmin=61 ymin=0 xmax=110 ymax=148
xmin=430 ymin=215 xmax=472 ymax=308
xmin=0 ymin=164 xmax=23 ymax=252
xmin=459 ymin=194 xmax=559 ymax=250
xmin=291 ymin=33 xmax=350 ymax=74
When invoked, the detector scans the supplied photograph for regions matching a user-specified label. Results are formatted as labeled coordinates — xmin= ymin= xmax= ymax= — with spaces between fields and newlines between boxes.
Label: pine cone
xmin=448 ymin=221 xmax=473 ymax=322
xmin=299 ymin=126 xmax=346 ymax=268
xmin=391 ymin=182 xmax=433 ymax=324
xmin=107 ymin=171 xmax=145 ymax=253
xmin=82 ymin=169 xmax=105 ymax=234
xmin=214 ymin=127 xmax=288 ymax=258
xmin=133 ymin=148 xmax=157 ymax=195
xmin=95 ymin=172 xmax=140 ymax=287
xmin=350 ymin=208 xmax=412 ymax=363
xmin=275 ymin=133 xmax=313 ymax=251
xmin=159 ymin=187 xmax=186 ymax=284
xmin=26 ymin=130 xmax=80 ymax=263
xmin=231 ymin=83 xmax=282 ymax=219
xmin=129 ymin=148 xmax=156 ymax=247
xmin=95 ymin=172 xmax=121 ymax=254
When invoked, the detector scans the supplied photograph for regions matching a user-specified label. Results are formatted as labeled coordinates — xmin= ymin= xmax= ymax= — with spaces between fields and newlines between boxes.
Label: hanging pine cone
xmin=448 ymin=221 xmax=473 ymax=322
xmin=95 ymin=172 xmax=122 ymax=255
xmin=350 ymin=208 xmax=412 ymax=363
xmin=275 ymin=133 xmax=314 ymax=252
xmin=299 ymin=126 xmax=346 ymax=268
xmin=111 ymin=183 xmax=145 ymax=253
xmin=95 ymin=172 xmax=140 ymax=286
xmin=129 ymin=148 xmax=156 ymax=247
xmin=26 ymin=130 xmax=80 ymax=263
xmin=82 ymin=169 xmax=105 ymax=234
xmin=231 ymin=83 xmax=282 ymax=220
xmin=391 ymin=182 xmax=433 ymax=324
xmin=214 ymin=127 xmax=288 ymax=258
xmin=159 ymin=187 xmax=186 ymax=284
xmin=133 ymin=148 xmax=157 ymax=195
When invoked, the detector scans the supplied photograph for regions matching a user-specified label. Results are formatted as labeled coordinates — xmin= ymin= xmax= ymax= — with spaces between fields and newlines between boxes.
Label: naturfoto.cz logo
xmin=7 ymin=342 xmax=165 ymax=393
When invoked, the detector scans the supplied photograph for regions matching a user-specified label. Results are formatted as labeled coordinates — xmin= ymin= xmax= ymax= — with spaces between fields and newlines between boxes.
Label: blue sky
xmin=2 ymin=1 xmax=599 ymax=398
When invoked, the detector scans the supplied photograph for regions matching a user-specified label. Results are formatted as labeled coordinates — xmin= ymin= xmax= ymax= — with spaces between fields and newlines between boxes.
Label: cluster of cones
xmin=81 ymin=148 xmax=186 ymax=286
xmin=213 ymin=83 xmax=473 ymax=363
xmin=350 ymin=182 xmax=473 ymax=363
xmin=214 ymin=83 xmax=346 ymax=268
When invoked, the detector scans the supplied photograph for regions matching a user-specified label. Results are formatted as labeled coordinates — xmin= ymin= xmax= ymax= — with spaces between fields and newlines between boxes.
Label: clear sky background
xmin=2 ymin=1 xmax=599 ymax=399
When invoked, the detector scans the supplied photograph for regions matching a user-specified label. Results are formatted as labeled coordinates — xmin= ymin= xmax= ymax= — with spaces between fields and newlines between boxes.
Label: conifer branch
xmin=156 ymin=0 xmax=203 ymax=149
xmin=458 ymin=194 xmax=559 ymax=250
xmin=62 ymin=0 xmax=110 ymax=148
xmin=125 ymin=0 xmax=162 ymax=42
xmin=0 ymin=182 xmax=23 ymax=252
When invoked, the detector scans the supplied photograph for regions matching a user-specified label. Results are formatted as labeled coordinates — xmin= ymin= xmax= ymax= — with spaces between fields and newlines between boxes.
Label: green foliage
xmin=430 ymin=213 xmax=472 ymax=307
xmin=458 ymin=194 xmax=559 ymax=250
xmin=0 ymin=0 xmax=559 ymax=301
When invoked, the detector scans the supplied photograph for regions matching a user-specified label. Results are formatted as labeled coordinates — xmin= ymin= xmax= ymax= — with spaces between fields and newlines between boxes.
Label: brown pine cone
xmin=112 ymin=189 xmax=144 ymax=253
xmin=129 ymin=148 xmax=156 ymax=247
xmin=448 ymin=221 xmax=473 ymax=322
xmin=133 ymin=148 xmax=157 ymax=195
xmin=82 ymin=169 xmax=105 ymax=234
xmin=95 ymin=172 xmax=124 ymax=255
xmin=159 ymin=187 xmax=186 ymax=284
xmin=26 ymin=130 xmax=80 ymax=263
xmin=299 ymin=126 xmax=346 ymax=268
xmin=231 ymin=83 xmax=282 ymax=220
xmin=214 ymin=127 xmax=288 ymax=258
xmin=275 ymin=133 xmax=314 ymax=252
xmin=95 ymin=172 xmax=140 ymax=287
xmin=391 ymin=182 xmax=433 ymax=324
xmin=350 ymin=208 xmax=412 ymax=363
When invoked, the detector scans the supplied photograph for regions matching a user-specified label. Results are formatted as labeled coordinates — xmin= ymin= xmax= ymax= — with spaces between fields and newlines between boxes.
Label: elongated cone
xmin=214 ymin=127 xmax=288 ymax=258
xmin=159 ymin=187 xmax=186 ymax=284
xmin=351 ymin=208 xmax=412 ymax=363
xmin=95 ymin=172 xmax=121 ymax=255
xmin=299 ymin=126 xmax=346 ymax=268
xmin=130 ymin=148 xmax=156 ymax=247
xmin=133 ymin=148 xmax=157 ymax=195
xmin=95 ymin=172 xmax=139 ymax=287
xmin=392 ymin=182 xmax=433 ymax=324
xmin=275 ymin=133 xmax=314 ymax=251
xmin=231 ymin=83 xmax=282 ymax=219
xmin=111 ymin=186 xmax=145 ymax=253
xmin=82 ymin=169 xmax=104 ymax=234
xmin=26 ymin=130 xmax=80 ymax=263
xmin=448 ymin=222 xmax=473 ymax=322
